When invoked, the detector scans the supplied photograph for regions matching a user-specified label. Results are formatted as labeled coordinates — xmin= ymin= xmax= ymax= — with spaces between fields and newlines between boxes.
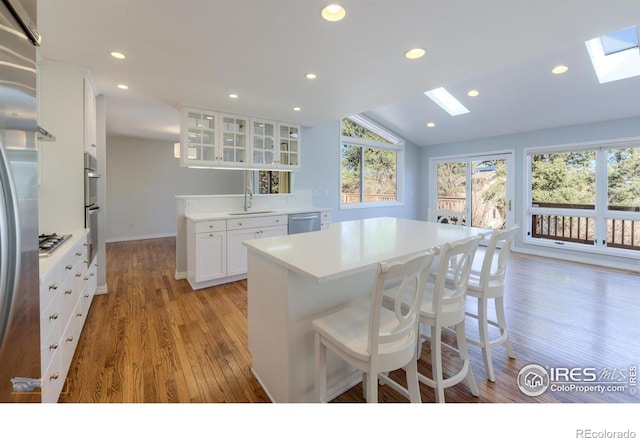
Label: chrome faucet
xmin=244 ymin=170 xmax=253 ymax=211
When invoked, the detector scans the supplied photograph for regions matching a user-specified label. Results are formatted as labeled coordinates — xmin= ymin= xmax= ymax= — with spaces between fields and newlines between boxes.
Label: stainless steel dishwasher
xmin=288 ymin=212 xmax=321 ymax=234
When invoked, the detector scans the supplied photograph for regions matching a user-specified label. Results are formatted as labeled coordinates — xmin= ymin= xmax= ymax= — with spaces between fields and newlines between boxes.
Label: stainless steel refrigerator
xmin=0 ymin=0 xmax=42 ymax=402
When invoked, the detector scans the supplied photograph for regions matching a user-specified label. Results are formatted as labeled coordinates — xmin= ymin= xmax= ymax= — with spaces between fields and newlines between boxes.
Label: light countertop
xmin=185 ymin=207 xmax=330 ymax=221
xmin=39 ymin=229 xmax=88 ymax=280
xmin=242 ymin=217 xmax=487 ymax=283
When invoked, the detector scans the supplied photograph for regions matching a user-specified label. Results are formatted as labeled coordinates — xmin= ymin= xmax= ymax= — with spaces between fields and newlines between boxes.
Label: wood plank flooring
xmin=60 ymin=237 xmax=640 ymax=403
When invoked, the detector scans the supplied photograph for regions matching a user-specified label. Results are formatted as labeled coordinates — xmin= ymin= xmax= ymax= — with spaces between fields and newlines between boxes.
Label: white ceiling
xmin=37 ymin=0 xmax=640 ymax=147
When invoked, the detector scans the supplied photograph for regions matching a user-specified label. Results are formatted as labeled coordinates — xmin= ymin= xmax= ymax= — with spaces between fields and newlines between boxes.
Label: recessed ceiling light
xmin=467 ymin=89 xmax=480 ymax=97
xmin=321 ymin=4 xmax=346 ymax=22
xmin=426 ymin=122 xmax=435 ymax=128
xmin=110 ymin=51 xmax=125 ymax=59
xmin=552 ymin=65 xmax=569 ymax=74
xmin=405 ymin=48 xmax=425 ymax=60
xmin=229 ymin=94 xmax=238 ymax=99
xmin=117 ymin=84 xmax=128 ymax=90
xmin=305 ymin=73 xmax=317 ymax=80
xmin=293 ymin=107 xmax=301 ymax=111
xmin=424 ymin=87 xmax=469 ymax=116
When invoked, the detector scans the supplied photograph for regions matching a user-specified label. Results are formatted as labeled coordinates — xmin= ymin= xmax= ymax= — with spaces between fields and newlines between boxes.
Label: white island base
xmin=247 ymin=251 xmax=374 ymax=403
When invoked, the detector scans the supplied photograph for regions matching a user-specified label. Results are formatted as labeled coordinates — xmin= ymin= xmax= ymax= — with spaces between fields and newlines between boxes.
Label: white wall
xmin=419 ymin=116 xmax=640 ymax=271
xmin=106 ymin=136 xmax=243 ymax=241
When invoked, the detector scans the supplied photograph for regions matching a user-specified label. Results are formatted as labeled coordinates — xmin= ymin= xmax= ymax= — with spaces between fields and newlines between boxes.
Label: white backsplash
xmin=177 ymin=189 xmax=314 ymax=215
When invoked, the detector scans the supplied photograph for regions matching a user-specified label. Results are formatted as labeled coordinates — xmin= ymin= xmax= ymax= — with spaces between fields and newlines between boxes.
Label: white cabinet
xmin=220 ymin=113 xmax=249 ymax=166
xmin=180 ymin=107 xmax=301 ymax=170
xmin=251 ymin=118 xmax=277 ymax=168
xmin=226 ymin=215 xmax=288 ymax=276
xmin=39 ymin=234 xmax=94 ymax=403
xmin=276 ymin=123 xmax=300 ymax=170
xmin=83 ymin=74 xmax=97 ymax=156
xmin=321 ymin=211 xmax=331 ymax=230
xmin=186 ymin=219 xmax=227 ymax=287
xmin=181 ymin=108 xmax=219 ymax=167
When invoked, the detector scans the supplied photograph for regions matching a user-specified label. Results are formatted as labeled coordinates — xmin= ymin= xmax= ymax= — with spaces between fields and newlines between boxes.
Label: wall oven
xmin=84 ymin=152 xmax=100 ymax=263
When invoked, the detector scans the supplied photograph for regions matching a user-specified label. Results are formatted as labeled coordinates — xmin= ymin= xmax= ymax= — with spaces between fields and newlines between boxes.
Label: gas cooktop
xmin=38 ymin=233 xmax=72 ymax=257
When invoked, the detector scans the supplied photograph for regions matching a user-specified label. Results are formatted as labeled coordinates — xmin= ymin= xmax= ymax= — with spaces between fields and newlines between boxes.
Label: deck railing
xmin=531 ymin=203 xmax=640 ymax=251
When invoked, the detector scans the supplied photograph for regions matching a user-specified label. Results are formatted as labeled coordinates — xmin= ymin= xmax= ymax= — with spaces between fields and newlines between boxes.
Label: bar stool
xmin=465 ymin=225 xmax=519 ymax=382
xmin=312 ymin=249 xmax=438 ymax=403
xmin=385 ymin=234 xmax=483 ymax=402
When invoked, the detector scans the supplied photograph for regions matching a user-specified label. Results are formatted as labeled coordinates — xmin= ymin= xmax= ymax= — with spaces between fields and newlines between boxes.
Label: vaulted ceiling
xmin=38 ymin=0 xmax=640 ymax=147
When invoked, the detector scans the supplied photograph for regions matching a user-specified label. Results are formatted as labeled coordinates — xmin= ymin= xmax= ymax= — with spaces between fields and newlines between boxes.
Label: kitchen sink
xmin=227 ymin=210 xmax=276 ymax=215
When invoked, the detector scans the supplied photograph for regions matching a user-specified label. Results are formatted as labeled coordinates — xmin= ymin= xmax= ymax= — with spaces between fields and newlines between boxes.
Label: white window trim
xmin=522 ymin=137 xmax=640 ymax=259
xmin=340 ymin=116 xmax=405 ymax=209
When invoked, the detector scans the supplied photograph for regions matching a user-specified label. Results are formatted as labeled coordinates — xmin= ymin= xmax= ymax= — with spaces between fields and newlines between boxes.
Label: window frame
xmin=340 ymin=116 xmax=405 ymax=209
xmin=523 ymin=138 xmax=640 ymax=258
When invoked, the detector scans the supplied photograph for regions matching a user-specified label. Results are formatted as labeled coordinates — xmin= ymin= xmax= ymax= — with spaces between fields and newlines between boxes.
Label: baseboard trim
xmin=106 ymin=233 xmax=176 ymax=243
xmin=512 ymin=245 xmax=640 ymax=273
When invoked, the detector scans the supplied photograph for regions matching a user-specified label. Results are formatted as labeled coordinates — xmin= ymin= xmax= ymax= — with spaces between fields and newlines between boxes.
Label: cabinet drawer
xmin=227 ymin=215 xmax=287 ymax=230
xmin=40 ymin=323 xmax=61 ymax=375
xmin=41 ymin=349 xmax=63 ymax=403
xmin=195 ymin=220 xmax=226 ymax=233
xmin=40 ymin=295 xmax=61 ymax=347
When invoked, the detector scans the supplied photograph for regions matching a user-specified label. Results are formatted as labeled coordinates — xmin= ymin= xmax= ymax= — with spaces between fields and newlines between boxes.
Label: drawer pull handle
xmin=76 ymin=252 xmax=82 ymax=256
xmin=76 ymin=312 xmax=83 ymax=317
xmin=49 ymin=284 xmax=58 ymax=291
xmin=66 ymin=336 xmax=74 ymax=343
xmin=49 ymin=313 xmax=58 ymax=320
xmin=84 ymin=294 xmax=89 ymax=298
xmin=49 ymin=343 xmax=58 ymax=350
xmin=65 ymin=289 xmax=72 ymax=295
xmin=50 ymin=373 xmax=59 ymax=381
xmin=65 ymin=264 xmax=73 ymax=270
xmin=76 ymin=273 xmax=82 ymax=277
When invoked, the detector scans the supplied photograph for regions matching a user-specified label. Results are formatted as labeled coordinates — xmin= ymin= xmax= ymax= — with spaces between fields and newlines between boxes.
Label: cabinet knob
xmin=49 ymin=284 xmax=58 ymax=291
xmin=76 ymin=272 xmax=82 ymax=277
xmin=65 ymin=264 xmax=73 ymax=270
xmin=65 ymin=289 xmax=73 ymax=295
xmin=50 ymin=373 xmax=60 ymax=381
xmin=84 ymin=294 xmax=89 ymax=298
xmin=49 ymin=343 xmax=58 ymax=350
xmin=49 ymin=313 xmax=58 ymax=320
xmin=76 ymin=312 xmax=83 ymax=317
xmin=66 ymin=336 xmax=74 ymax=343
xmin=76 ymin=252 xmax=82 ymax=256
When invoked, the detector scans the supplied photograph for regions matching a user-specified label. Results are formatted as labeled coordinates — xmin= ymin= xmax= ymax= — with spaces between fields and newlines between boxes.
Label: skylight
xmin=424 ymin=87 xmax=469 ymax=116
xmin=585 ymin=25 xmax=640 ymax=84
xmin=600 ymin=26 xmax=639 ymax=55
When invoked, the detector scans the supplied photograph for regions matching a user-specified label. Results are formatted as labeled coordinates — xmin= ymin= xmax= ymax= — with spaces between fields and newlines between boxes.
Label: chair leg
xmin=405 ymin=354 xmax=422 ymax=403
xmin=478 ymin=297 xmax=495 ymax=382
xmin=495 ymin=296 xmax=515 ymax=359
xmin=456 ymin=320 xmax=479 ymax=397
xmin=314 ymin=333 xmax=327 ymax=402
xmin=365 ymin=371 xmax=378 ymax=403
xmin=431 ymin=326 xmax=445 ymax=403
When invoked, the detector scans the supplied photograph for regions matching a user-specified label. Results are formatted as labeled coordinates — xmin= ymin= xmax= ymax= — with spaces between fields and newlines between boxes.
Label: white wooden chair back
xmin=368 ymin=250 xmax=438 ymax=360
xmin=477 ymin=225 xmax=518 ymax=291
xmin=428 ymin=208 xmax=467 ymax=226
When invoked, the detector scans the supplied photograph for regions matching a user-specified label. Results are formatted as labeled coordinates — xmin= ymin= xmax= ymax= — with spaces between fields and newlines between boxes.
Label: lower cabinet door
xmin=227 ymin=228 xmax=258 ymax=276
xmin=195 ymin=231 xmax=227 ymax=282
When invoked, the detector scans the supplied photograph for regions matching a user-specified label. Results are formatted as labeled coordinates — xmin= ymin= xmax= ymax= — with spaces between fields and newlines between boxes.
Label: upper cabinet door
xmin=251 ymin=118 xmax=277 ymax=168
xmin=219 ymin=113 xmax=249 ymax=167
xmin=181 ymin=108 xmax=219 ymax=167
xmin=277 ymin=123 xmax=300 ymax=170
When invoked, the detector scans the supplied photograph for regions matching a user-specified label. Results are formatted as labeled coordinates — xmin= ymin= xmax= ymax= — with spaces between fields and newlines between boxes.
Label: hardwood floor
xmin=60 ymin=237 xmax=640 ymax=403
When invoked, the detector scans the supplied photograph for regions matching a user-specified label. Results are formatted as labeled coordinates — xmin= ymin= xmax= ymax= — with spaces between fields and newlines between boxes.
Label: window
xmin=251 ymin=170 xmax=291 ymax=194
xmin=340 ymin=116 xmax=404 ymax=207
xmin=526 ymin=141 xmax=640 ymax=254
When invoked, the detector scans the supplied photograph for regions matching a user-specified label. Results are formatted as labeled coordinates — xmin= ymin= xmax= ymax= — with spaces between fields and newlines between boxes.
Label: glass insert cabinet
xmin=180 ymin=107 xmax=300 ymax=170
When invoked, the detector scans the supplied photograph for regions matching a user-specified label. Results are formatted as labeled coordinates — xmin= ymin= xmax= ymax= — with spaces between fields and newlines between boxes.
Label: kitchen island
xmin=244 ymin=216 xmax=487 ymax=403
